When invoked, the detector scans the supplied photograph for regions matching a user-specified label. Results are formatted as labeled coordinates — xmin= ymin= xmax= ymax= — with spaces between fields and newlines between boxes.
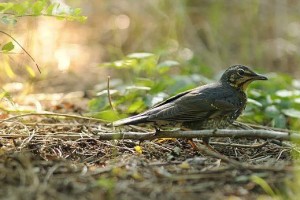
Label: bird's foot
xmin=187 ymin=136 xmax=218 ymax=153
xmin=187 ymin=139 xmax=199 ymax=150
xmin=202 ymin=141 xmax=219 ymax=153
xmin=154 ymin=126 xmax=161 ymax=135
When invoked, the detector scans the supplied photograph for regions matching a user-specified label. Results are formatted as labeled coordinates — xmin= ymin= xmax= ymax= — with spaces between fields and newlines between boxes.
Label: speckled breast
xmin=182 ymin=117 xmax=232 ymax=130
xmin=182 ymin=101 xmax=246 ymax=130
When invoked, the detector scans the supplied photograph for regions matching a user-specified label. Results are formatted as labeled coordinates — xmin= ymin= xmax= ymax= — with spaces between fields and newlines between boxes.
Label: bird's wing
xmin=152 ymin=89 xmax=193 ymax=108
xmin=146 ymin=86 xmax=238 ymax=122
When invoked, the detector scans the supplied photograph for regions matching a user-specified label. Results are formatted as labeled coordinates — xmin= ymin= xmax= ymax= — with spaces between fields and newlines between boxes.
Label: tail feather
xmin=112 ymin=115 xmax=148 ymax=126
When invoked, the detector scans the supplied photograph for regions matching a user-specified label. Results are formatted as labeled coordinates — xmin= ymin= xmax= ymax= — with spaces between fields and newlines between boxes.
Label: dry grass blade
xmin=0 ymin=112 xmax=108 ymax=124
xmin=0 ymin=30 xmax=41 ymax=73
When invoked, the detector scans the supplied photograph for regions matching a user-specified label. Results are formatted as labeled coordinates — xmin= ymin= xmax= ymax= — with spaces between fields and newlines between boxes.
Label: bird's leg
xmin=202 ymin=136 xmax=210 ymax=145
xmin=154 ymin=125 xmax=161 ymax=135
xmin=180 ymin=127 xmax=203 ymax=151
xmin=187 ymin=139 xmax=199 ymax=150
xmin=202 ymin=136 xmax=216 ymax=152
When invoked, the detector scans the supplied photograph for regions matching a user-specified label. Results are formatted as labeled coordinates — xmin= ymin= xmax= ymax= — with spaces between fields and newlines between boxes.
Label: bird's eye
xmin=237 ymin=69 xmax=245 ymax=76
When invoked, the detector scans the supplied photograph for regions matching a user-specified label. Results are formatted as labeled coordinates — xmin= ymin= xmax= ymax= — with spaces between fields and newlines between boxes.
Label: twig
xmin=194 ymin=143 xmax=244 ymax=166
xmin=193 ymin=142 xmax=288 ymax=172
xmin=107 ymin=76 xmax=115 ymax=111
xmin=0 ymin=30 xmax=41 ymax=73
xmin=208 ymin=141 xmax=269 ymax=148
xmin=0 ymin=112 xmax=108 ymax=124
xmin=95 ymin=129 xmax=299 ymax=142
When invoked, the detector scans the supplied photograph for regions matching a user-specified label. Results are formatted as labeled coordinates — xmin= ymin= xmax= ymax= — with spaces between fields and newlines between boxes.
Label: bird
xmin=113 ymin=65 xmax=267 ymax=145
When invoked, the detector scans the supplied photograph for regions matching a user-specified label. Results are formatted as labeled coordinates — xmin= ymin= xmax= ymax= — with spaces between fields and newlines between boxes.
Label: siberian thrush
xmin=113 ymin=65 xmax=267 ymax=143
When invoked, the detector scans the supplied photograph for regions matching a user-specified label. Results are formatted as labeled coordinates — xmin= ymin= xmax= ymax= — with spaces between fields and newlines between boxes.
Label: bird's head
xmin=220 ymin=65 xmax=268 ymax=91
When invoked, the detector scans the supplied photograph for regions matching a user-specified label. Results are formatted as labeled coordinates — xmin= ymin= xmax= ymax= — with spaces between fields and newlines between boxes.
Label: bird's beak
xmin=251 ymin=73 xmax=268 ymax=81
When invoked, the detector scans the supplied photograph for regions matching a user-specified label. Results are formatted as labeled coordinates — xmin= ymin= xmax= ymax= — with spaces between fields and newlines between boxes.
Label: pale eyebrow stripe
xmin=244 ymin=71 xmax=255 ymax=76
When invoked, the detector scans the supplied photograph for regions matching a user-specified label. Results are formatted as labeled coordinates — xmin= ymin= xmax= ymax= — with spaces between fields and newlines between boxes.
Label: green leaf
xmin=265 ymin=105 xmax=280 ymax=118
xmin=251 ymin=175 xmax=275 ymax=196
xmin=97 ymin=178 xmax=115 ymax=190
xmin=2 ymin=41 xmax=14 ymax=52
xmin=0 ymin=5 xmax=5 ymax=12
xmin=76 ymin=15 xmax=87 ymax=22
xmin=276 ymin=90 xmax=300 ymax=97
xmin=247 ymin=98 xmax=262 ymax=107
xmin=88 ymin=98 xmax=108 ymax=112
xmin=127 ymin=52 xmax=154 ymax=59
xmin=46 ymin=3 xmax=56 ymax=15
xmin=0 ymin=3 xmax=14 ymax=12
xmin=12 ymin=1 xmax=29 ymax=15
xmin=0 ymin=89 xmax=13 ymax=104
xmin=96 ymin=178 xmax=115 ymax=199
xmin=295 ymin=98 xmax=300 ymax=104
xmin=157 ymin=60 xmax=179 ymax=73
xmin=125 ymin=86 xmax=151 ymax=91
xmin=73 ymin=8 xmax=82 ymax=16
xmin=3 ymin=60 xmax=15 ymax=78
xmin=1 ymin=16 xmax=17 ymax=25
xmin=93 ymin=110 xmax=123 ymax=121
xmin=282 ymin=108 xmax=300 ymax=118
xmin=32 ymin=1 xmax=45 ymax=15
xmin=157 ymin=60 xmax=180 ymax=68
xmin=25 ymin=65 xmax=36 ymax=77
xmin=127 ymin=99 xmax=146 ymax=113
xmin=272 ymin=114 xmax=286 ymax=128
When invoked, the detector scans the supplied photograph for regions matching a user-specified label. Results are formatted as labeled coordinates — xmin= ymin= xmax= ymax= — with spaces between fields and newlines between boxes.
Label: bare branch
xmin=95 ymin=129 xmax=299 ymax=141
xmin=0 ymin=128 xmax=297 ymax=143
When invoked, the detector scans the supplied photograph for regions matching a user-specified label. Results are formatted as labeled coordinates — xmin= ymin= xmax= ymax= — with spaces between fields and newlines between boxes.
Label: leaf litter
xmin=0 ymin=94 xmax=296 ymax=200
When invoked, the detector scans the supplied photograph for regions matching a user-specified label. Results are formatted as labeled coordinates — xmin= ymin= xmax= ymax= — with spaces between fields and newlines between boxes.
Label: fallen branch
xmin=0 ymin=129 xmax=299 ymax=142
xmin=96 ymin=129 xmax=300 ymax=142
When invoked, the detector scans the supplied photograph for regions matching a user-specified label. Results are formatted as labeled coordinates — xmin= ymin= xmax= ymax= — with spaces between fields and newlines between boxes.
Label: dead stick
xmin=0 ymin=129 xmax=298 ymax=142
xmin=96 ymin=129 xmax=299 ymax=141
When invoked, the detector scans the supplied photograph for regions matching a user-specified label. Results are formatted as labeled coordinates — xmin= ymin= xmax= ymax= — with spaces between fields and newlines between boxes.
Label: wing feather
xmin=146 ymin=84 xmax=239 ymax=122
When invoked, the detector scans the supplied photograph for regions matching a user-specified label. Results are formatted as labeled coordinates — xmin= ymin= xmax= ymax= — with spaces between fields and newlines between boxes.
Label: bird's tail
xmin=112 ymin=115 xmax=148 ymax=126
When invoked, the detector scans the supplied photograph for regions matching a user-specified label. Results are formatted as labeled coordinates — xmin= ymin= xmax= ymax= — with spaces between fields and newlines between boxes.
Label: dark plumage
xmin=113 ymin=65 xmax=267 ymax=130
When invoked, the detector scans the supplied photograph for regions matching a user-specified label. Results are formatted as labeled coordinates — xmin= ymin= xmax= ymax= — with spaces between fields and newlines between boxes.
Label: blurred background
xmin=1 ymin=0 xmax=300 ymax=90
xmin=1 ymin=0 xmax=300 ymax=127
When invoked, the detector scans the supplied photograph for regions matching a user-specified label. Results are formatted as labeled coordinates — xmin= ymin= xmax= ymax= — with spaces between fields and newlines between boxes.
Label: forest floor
xmin=0 ymin=92 xmax=296 ymax=200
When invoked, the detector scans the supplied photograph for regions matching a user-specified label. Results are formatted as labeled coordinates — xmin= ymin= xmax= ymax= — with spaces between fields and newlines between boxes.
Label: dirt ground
xmin=0 ymin=94 xmax=295 ymax=200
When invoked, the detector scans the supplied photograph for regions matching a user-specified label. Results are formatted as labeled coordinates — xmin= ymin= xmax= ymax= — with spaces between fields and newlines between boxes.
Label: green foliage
xmin=91 ymin=52 xmax=300 ymax=129
xmin=251 ymin=175 xmax=276 ymax=197
xmin=1 ymin=41 xmax=14 ymax=52
xmin=0 ymin=0 xmax=86 ymax=80
xmin=96 ymin=178 xmax=115 ymax=199
xmin=0 ymin=0 xmax=87 ymax=23
xmin=88 ymin=52 xmax=211 ymax=121
xmin=244 ymin=73 xmax=300 ymax=130
xmin=0 ymin=89 xmax=13 ymax=102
